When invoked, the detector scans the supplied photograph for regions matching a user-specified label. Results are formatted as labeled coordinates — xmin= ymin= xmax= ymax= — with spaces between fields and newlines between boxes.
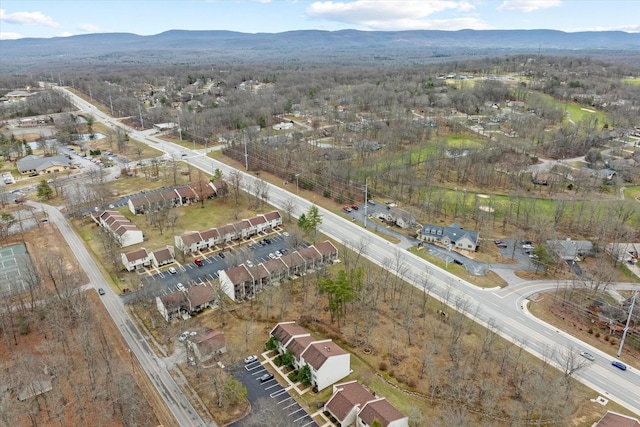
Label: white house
xmin=188 ymin=329 xmax=227 ymax=362
xmin=324 ymin=381 xmax=376 ymax=427
xmin=150 ymin=246 xmax=175 ymax=268
xmin=300 ymin=339 xmax=350 ymax=392
xmin=98 ymin=211 xmax=144 ymax=248
xmin=121 ymin=248 xmax=151 ymax=271
xmin=270 ymin=321 xmax=311 ymax=354
xmin=175 ymin=231 xmax=204 ymax=254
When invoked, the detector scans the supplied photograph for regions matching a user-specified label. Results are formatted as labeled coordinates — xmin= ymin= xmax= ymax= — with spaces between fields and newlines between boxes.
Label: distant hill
xmin=1 ymin=29 xmax=639 ymax=73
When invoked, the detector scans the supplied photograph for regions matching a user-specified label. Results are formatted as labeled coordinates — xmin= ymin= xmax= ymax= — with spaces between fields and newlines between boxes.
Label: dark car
xmin=219 ymin=252 xmax=225 ymax=258
xmin=259 ymin=372 xmax=274 ymax=382
xmin=611 ymin=360 xmax=627 ymax=371
xmin=351 ymin=204 xmax=359 ymax=210
xmin=194 ymin=258 xmax=203 ymax=266
xmin=453 ymin=259 xmax=464 ymax=266
xmin=98 ymin=288 xmax=106 ymax=296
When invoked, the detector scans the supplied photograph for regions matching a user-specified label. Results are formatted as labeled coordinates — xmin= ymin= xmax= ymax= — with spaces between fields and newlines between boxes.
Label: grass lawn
xmin=622 ymin=76 xmax=640 ymax=86
xmin=623 ymin=185 xmax=640 ymax=201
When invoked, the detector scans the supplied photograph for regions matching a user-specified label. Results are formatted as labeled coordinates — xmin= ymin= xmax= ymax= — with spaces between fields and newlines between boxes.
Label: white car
xmin=187 ymin=356 xmax=196 ymax=366
xmin=246 ymin=260 xmax=254 ymax=267
xmin=168 ymin=267 xmax=177 ymax=274
xmin=282 ymin=232 xmax=290 ymax=237
xmin=268 ymin=253 xmax=276 ymax=259
xmin=244 ymin=355 xmax=258 ymax=364
xmin=178 ymin=332 xmax=189 ymax=342
xmin=176 ymin=282 xmax=185 ymax=291
xmin=275 ymin=251 xmax=282 ymax=258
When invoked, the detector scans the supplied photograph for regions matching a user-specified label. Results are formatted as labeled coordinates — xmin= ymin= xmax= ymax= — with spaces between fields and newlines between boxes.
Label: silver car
xmin=580 ymin=351 xmax=595 ymax=361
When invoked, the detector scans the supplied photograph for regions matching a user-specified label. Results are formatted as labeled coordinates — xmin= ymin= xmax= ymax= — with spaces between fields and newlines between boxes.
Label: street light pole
xmin=295 ymin=174 xmax=299 ymax=193
xmin=617 ymin=290 xmax=638 ymax=357
xmin=364 ymin=177 xmax=368 ymax=228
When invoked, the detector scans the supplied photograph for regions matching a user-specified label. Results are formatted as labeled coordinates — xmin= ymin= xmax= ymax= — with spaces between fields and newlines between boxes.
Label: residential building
xmin=185 ymin=283 xmax=217 ymax=314
xmin=605 ymin=243 xmax=640 ymax=264
xmin=324 ymin=381 xmax=376 ymax=426
xmin=175 ymin=231 xmax=205 ymax=253
xmin=156 ymin=292 xmax=189 ymax=322
xmin=270 ymin=322 xmax=351 ymax=391
xmin=384 ymin=207 xmax=416 ymax=229
xmin=16 ymin=155 xmax=71 ymax=175
xmin=150 ymin=246 xmax=175 ymax=268
xmin=188 ymin=329 xmax=227 ymax=362
xmin=546 ymin=238 xmax=594 ymax=261
xmin=357 ymin=398 xmax=408 ymax=427
xmin=97 ymin=210 xmax=143 ymax=247
xmin=419 ymin=222 xmax=479 ymax=252
xmin=121 ymin=248 xmax=151 ymax=272
xmin=218 ymin=241 xmax=336 ymax=301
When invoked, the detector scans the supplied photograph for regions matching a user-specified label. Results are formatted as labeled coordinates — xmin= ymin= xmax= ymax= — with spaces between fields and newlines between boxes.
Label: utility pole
xmin=617 ymin=290 xmax=638 ymax=357
xmin=243 ymin=136 xmax=248 ymax=170
xmin=177 ymin=115 xmax=182 ymax=141
xmin=295 ymin=174 xmax=299 ymax=193
xmin=109 ymin=94 xmax=114 ymax=116
xmin=364 ymin=177 xmax=368 ymax=228
xmin=138 ymin=105 xmax=144 ymax=130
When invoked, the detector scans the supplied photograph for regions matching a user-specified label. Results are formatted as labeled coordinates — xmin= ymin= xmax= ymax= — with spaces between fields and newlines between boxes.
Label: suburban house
xmin=358 ymin=398 xmax=409 ymax=427
xmin=384 ymin=207 xmax=416 ymax=229
xmin=174 ymin=211 xmax=284 ymax=254
xmin=188 ymin=329 xmax=227 ymax=362
xmin=127 ymin=188 xmax=179 ymax=215
xmin=156 ymin=283 xmax=216 ymax=322
xmin=419 ymin=222 xmax=479 ymax=252
xmin=121 ymin=248 xmax=151 ymax=272
xmin=324 ymin=381 xmax=408 ymax=427
xmin=97 ymin=210 xmax=144 ymax=247
xmin=270 ymin=322 xmax=351 ymax=391
xmin=16 ymin=155 xmax=71 ymax=175
xmin=150 ymin=246 xmax=175 ymax=268
xmin=605 ymin=243 xmax=640 ymax=264
xmin=218 ymin=241 xmax=337 ymax=301
xmin=546 ymin=238 xmax=594 ymax=261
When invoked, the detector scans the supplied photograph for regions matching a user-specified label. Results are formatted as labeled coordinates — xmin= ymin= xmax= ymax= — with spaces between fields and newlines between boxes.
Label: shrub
xmin=323 ymin=189 xmax=331 ymax=198
xmin=604 ymin=335 xmax=609 ymax=341
xmin=288 ymin=371 xmax=299 ymax=382
xmin=588 ymin=328 xmax=593 ymax=334
xmin=274 ymin=355 xmax=283 ymax=366
xmin=595 ymin=332 xmax=601 ymax=338
xmin=379 ymin=361 xmax=388 ymax=371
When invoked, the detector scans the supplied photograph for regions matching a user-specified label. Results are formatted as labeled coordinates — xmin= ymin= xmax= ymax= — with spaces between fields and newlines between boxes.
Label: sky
xmin=1 ymin=0 xmax=638 ymax=40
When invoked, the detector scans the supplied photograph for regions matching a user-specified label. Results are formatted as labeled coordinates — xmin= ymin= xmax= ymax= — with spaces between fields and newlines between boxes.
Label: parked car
xmin=187 ymin=356 xmax=196 ymax=366
xmin=342 ymin=206 xmax=352 ymax=213
xmin=275 ymin=250 xmax=283 ymax=258
xmin=178 ymin=332 xmax=189 ymax=342
xmin=246 ymin=260 xmax=254 ymax=267
xmin=280 ymin=248 xmax=288 ymax=254
xmin=494 ymin=239 xmax=504 ymax=245
xmin=268 ymin=253 xmax=276 ymax=260
xmin=98 ymin=288 xmax=105 ymax=296
xmin=259 ymin=372 xmax=274 ymax=382
xmin=282 ymin=232 xmax=290 ymax=237
xmin=219 ymin=252 xmax=225 ymax=258
xmin=453 ymin=259 xmax=464 ymax=266
xmin=176 ymin=282 xmax=185 ymax=291
xmin=351 ymin=204 xmax=359 ymax=210
xmin=580 ymin=351 xmax=595 ymax=361
xmin=611 ymin=360 xmax=627 ymax=371
xmin=244 ymin=355 xmax=258 ymax=364
xmin=194 ymin=258 xmax=204 ymax=266
xmin=168 ymin=267 xmax=177 ymax=274
xmin=367 ymin=199 xmax=375 ymax=205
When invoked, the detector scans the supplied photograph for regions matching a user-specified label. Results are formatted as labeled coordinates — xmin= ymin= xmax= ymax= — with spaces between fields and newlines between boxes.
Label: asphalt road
xmin=57 ymin=86 xmax=640 ymax=417
xmin=29 ymin=201 xmax=212 ymax=427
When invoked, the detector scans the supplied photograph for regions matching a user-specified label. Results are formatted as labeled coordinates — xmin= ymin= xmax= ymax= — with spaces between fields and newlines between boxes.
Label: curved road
xmin=56 ymin=87 xmax=640 ymax=417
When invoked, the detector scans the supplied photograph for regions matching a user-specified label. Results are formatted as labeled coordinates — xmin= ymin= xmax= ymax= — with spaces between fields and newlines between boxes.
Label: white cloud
xmin=496 ymin=1 xmax=561 ymax=13
xmin=0 ymin=8 xmax=58 ymax=27
xmin=78 ymin=23 xmax=101 ymax=33
xmin=57 ymin=32 xmax=74 ymax=38
xmin=0 ymin=31 xmax=22 ymax=40
xmin=306 ymin=1 xmax=484 ymax=30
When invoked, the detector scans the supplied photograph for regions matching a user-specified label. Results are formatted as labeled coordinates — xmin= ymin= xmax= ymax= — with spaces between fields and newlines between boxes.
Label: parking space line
xmin=300 ymin=420 xmax=316 ymax=427
xmin=250 ymin=367 xmax=266 ymax=375
xmin=283 ymin=401 xmax=297 ymax=410
xmin=289 ymin=408 xmax=305 ymax=417
xmin=265 ymin=382 xmax=279 ymax=390
xmin=271 ymin=389 xmax=288 ymax=399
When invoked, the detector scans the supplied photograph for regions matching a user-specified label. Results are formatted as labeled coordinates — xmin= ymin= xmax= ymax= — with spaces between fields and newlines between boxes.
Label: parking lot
xmin=123 ymin=233 xmax=307 ymax=303
xmin=228 ymin=359 xmax=317 ymax=427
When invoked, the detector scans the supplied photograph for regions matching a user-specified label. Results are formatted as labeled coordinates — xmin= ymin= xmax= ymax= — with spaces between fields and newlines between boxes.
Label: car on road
xmin=98 ymin=288 xmax=105 ymax=296
xmin=367 ymin=199 xmax=375 ymax=205
xmin=246 ymin=260 xmax=254 ymax=267
xmin=351 ymin=204 xmax=359 ymax=210
xmin=176 ymin=282 xmax=185 ymax=291
xmin=580 ymin=351 xmax=595 ymax=361
xmin=168 ymin=267 xmax=177 ymax=274
xmin=611 ymin=360 xmax=627 ymax=371
xmin=453 ymin=259 xmax=464 ymax=266
xmin=244 ymin=355 xmax=258 ymax=364
xmin=259 ymin=372 xmax=274 ymax=382
xmin=194 ymin=258 xmax=204 ymax=266
xmin=342 ymin=206 xmax=352 ymax=213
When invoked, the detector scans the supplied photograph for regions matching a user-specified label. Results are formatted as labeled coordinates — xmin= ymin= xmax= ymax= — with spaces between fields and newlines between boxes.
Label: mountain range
xmin=1 ymin=29 xmax=639 ymax=72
